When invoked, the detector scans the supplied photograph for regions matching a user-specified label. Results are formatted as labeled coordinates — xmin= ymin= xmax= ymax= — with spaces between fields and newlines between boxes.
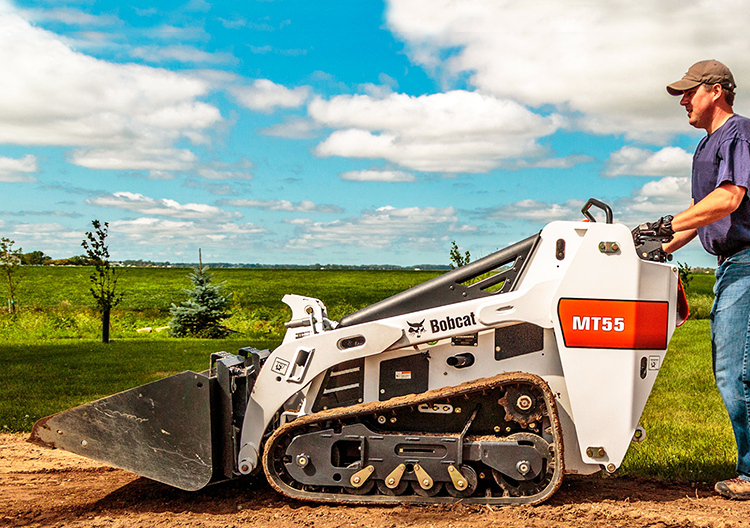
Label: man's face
xmin=680 ymin=85 xmax=716 ymax=130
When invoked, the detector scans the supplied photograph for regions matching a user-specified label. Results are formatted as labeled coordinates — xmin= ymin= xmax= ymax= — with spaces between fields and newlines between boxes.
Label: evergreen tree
xmin=169 ymin=259 xmax=232 ymax=338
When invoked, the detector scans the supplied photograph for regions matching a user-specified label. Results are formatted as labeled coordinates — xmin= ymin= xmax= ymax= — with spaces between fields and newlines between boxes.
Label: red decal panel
xmin=558 ymin=298 xmax=669 ymax=350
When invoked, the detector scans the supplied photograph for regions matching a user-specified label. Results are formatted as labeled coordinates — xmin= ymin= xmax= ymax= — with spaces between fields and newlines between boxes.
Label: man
xmin=642 ymin=59 xmax=750 ymax=499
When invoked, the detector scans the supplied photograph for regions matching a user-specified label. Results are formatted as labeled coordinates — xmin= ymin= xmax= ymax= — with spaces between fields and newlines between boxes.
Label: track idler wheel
xmin=446 ymin=465 xmax=478 ymax=498
xmin=376 ymin=479 xmax=409 ymax=496
xmin=492 ymin=432 xmax=555 ymax=498
xmin=411 ymin=481 xmax=443 ymax=497
xmin=344 ymin=480 xmax=375 ymax=495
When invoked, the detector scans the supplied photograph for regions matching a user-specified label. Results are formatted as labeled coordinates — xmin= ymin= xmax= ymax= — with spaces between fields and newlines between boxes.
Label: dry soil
xmin=2 ymin=433 xmax=749 ymax=528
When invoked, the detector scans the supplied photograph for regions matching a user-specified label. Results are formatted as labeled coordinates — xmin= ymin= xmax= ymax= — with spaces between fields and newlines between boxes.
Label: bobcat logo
xmin=407 ymin=320 xmax=425 ymax=338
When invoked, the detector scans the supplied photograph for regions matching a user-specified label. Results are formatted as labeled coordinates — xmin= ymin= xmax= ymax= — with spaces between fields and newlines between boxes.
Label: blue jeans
xmin=712 ymin=247 xmax=750 ymax=478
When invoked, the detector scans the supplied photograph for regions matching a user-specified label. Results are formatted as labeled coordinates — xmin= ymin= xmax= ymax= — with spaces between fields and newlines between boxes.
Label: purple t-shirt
xmin=692 ymin=114 xmax=750 ymax=256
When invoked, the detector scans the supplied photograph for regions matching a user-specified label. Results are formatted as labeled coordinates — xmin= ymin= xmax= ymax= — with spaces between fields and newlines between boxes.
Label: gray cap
xmin=667 ymin=60 xmax=736 ymax=96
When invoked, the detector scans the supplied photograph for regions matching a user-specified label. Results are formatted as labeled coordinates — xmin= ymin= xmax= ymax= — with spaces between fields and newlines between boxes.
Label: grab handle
xmin=581 ymin=198 xmax=613 ymax=224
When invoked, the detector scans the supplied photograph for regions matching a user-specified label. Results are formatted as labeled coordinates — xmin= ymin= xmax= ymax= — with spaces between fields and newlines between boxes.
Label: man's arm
xmin=672 ymin=182 xmax=746 ymax=231
xmin=663 ymin=183 xmax=746 ymax=254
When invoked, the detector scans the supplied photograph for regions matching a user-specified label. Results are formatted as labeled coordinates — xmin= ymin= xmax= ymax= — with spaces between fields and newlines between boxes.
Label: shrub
xmin=169 ymin=265 xmax=232 ymax=338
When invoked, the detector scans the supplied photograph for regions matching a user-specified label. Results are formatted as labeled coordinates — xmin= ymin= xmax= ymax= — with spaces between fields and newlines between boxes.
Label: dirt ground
xmin=2 ymin=433 xmax=750 ymax=528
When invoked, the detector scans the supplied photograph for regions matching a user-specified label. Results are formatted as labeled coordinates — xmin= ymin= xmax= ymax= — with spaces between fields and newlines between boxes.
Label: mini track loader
xmin=30 ymin=199 xmax=688 ymax=505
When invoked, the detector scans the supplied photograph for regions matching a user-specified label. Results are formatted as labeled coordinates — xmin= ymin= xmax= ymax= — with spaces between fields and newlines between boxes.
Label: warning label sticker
xmin=271 ymin=357 xmax=290 ymax=376
xmin=395 ymin=371 xmax=412 ymax=380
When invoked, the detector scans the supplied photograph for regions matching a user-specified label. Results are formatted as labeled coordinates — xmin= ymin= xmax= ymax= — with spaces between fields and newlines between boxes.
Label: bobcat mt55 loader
xmin=30 ymin=198 xmax=688 ymax=505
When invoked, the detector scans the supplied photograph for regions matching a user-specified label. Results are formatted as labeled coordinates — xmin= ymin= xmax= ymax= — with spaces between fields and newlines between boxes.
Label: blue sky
xmin=0 ymin=0 xmax=743 ymax=267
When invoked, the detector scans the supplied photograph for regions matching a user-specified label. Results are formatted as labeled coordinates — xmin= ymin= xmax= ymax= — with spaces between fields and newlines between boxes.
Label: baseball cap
xmin=666 ymin=60 xmax=736 ymax=96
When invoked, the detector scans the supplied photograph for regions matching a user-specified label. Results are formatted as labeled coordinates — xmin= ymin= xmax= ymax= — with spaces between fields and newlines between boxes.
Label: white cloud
xmin=519 ymin=155 xmax=595 ymax=170
xmin=72 ymin=147 xmax=197 ymax=171
xmin=7 ymin=222 xmax=83 ymax=253
xmin=309 ymin=91 xmax=561 ymax=173
xmin=287 ymin=205 xmax=473 ymax=249
xmin=615 ymin=176 xmax=692 ymax=224
xmin=340 ymin=169 xmax=416 ymax=182
xmin=129 ymin=45 xmax=237 ymax=65
xmin=605 ymin=146 xmax=692 ymax=178
xmin=259 ymin=117 xmax=319 ymax=139
xmin=483 ymin=199 xmax=582 ymax=223
xmin=230 ymin=79 xmax=310 ymax=112
xmin=385 ymin=0 xmax=750 ymax=141
xmin=0 ymin=154 xmax=38 ymax=183
xmin=219 ymin=199 xmax=343 ymax=214
xmin=21 ymin=7 xmax=121 ymax=27
xmin=486 ymin=177 xmax=692 ymax=228
xmin=197 ymin=168 xmax=253 ymax=180
xmin=0 ymin=9 xmax=221 ymax=169
xmin=111 ymin=217 xmax=266 ymax=245
xmin=87 ymin=191 xmax=240 ymax=220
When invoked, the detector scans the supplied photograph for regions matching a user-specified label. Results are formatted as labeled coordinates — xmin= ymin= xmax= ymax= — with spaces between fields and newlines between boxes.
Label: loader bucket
xmin=29 ymin=371 xmax=213 ymax=491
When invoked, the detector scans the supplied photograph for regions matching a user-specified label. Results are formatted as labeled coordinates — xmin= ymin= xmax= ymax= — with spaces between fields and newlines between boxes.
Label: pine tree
xmin=169 ymin=256 xmax=232 ymax=338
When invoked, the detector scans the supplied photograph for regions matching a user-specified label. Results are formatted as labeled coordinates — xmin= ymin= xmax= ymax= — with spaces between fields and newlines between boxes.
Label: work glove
xmin=632 ymin=215 xmax=675 ymax=244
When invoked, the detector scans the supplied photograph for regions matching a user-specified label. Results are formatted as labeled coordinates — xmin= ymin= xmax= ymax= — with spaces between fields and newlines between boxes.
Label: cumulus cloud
xmin=7 ymin=222 xmax=83 ymax=253
xmin=615 ymin=176 xmax=691 ymax=224
xmin=87 ymin=191 xmax=240 ymax=220
xmin=0 ymin=154 xmax=38 ymax=183
xmin=0 ymin=9 xmax=221 ymax=169
xmin=340 ymin=169 xmax=416 ymax=182
xmin=111 ymin=217 xmax=266 ymax=245
xmin=72 ymin=147 xmax=197 ymax=171
xmin=484 ymin=177 xmax=692 ymax=228
xmin=219 ymin=199 xmax=343 ymax=214
xmin=385 ymin=0 xmax=750 ymax=141
xmin=309 ymin=91 xmax=562 ymax=173
xmin=287 ymin=205 xmax=474 ymax=249
xmin=481 ymin=199 xmax=582 ymax=223
xmin=605 ymin=146 xmax=692 ymax=178
xmin=230 ymin=79 xmax=310 ymax=112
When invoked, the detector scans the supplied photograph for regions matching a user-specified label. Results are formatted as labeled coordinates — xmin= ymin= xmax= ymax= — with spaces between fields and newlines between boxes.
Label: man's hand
xmin=632 ymin=215 xmax=675 ymax=243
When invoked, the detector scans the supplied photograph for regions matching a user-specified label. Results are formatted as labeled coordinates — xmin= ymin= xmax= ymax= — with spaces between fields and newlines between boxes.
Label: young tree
xmin=449 ymin=240 xmax=471 ymax=269
xmin=677 ymin=261 xmax=693 ymax=291
xmin=169 ymin=251 xmax=232 ymax=338
xmin=0 ymin=238 xmax=22 ymax=314
xmin=81 ymin=220 xmax=123 ymax=344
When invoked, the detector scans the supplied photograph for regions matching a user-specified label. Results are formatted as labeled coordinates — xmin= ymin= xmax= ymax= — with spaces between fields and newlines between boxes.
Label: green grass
xmin=620 ymin=319 xmax=734 ymax=483
xmin=2 ymin=267 xmax=443 ymax=342
xmin=0 ymin=338 xmax=276 ymax=432
xmin=14 ymin=266 xmax=443 ymax=313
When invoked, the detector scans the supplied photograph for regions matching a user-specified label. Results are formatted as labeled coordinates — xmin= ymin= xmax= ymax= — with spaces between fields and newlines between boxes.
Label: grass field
xmin=0 ymin=267 xmax=735 ymax=483
xmin=620 ymin=319 xmax=734 ymax=483
xmin=2 ymin=267 xmax=443 ymax=342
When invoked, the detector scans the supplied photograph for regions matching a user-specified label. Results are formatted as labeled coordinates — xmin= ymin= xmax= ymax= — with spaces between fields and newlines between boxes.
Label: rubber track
xmin=263 ymin=371 xmax=564 ymax=505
